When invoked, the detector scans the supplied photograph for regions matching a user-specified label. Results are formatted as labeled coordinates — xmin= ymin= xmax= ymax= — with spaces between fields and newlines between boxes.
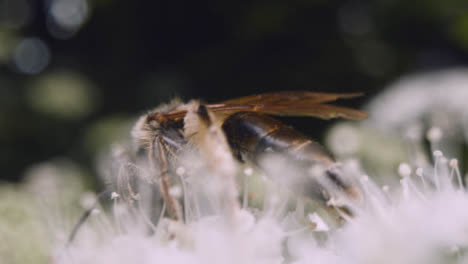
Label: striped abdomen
xmin=221 ymin=112 xmax=357 ymax=203
xmin=221 ymin=112 xmax=335 ymax=168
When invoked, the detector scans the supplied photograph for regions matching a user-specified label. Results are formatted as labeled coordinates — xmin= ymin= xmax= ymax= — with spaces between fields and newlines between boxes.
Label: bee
xmin=132 ymin=91 xmax=368 ymax=221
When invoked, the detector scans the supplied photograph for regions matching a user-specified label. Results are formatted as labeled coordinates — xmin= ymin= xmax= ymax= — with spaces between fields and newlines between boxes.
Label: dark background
xmin=1 ymin=0 xmax=468 ymax=183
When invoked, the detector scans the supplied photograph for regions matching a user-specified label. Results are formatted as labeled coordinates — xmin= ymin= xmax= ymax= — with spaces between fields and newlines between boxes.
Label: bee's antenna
xmin=66 ymin=190 xmax=112 ymax=247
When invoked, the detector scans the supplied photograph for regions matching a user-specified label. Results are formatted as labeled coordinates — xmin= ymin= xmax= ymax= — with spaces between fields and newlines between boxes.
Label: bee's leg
xmin=149 ymin=136 xmax=182 ymax=221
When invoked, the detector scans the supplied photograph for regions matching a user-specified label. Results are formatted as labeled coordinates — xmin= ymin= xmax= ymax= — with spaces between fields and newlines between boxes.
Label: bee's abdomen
xmin=222 ymin=112 xmax=335 ymax=167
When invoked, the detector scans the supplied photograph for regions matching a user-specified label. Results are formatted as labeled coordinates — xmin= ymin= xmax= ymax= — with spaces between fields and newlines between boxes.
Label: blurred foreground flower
xmin=54 ymin=147 xmax=468 ymax=264
xmin=0 ymin=159 xmax=88 ymax=264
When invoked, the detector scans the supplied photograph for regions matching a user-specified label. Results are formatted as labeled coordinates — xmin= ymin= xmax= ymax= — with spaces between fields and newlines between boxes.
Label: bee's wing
xmin=219 ymin=91 xmax=364 ymax=105
xmin=207 ymin=91 xmax=368 ymax=120
xmin=162 ymin=91 xmax=368 ymax=121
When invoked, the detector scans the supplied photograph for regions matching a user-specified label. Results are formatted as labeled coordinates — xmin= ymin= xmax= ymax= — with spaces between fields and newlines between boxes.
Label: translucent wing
xmin=162 ymin=91 xmax=368 ymax=121
xmin=207 ymin=91 xmax=368 ymax=120
xmin=219 ymin=91 xmax=363 ymax=105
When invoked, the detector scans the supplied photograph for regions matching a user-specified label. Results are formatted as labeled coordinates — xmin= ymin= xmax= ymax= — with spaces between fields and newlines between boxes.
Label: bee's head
xmin=131 ymin=111 xmax=162 ymax=151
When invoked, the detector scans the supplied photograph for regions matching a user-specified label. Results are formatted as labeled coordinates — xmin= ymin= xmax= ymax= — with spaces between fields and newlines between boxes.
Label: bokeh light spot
xmin=47 ymin=0 xmax=90 ymax=39
xmin=12 ymin=38 xmax=50 ymax=75
xmin=26 ymin=71 xmax=98 ymax=120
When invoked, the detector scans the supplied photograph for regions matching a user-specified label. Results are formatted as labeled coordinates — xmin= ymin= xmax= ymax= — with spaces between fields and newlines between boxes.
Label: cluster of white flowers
xmin=53 ymin=149 xmax=468 ymax=264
